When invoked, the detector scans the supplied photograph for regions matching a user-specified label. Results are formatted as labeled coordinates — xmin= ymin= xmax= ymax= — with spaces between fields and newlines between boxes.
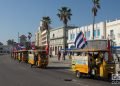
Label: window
xmin=110 ymin=30 xmax=114 ymax=36
xmin=97 ymin=29 xmax=100 ymax=36
xmin=110 ymin=30 xmax=115 ymax=39
xmin=94 ymin=30 xmax=97 ymax=37
xmin=72 ymin=34 xmax=75 ymax=40
xmin=70 ymin=34 xmax=72 ymax=40
xmin=84 ymin=32 xmax=86 ymax=38
xmin=70 ymin=33 xmax=75 ymax=40
xmin=53 ymin=34 xmax=55 ymax=38
xmin=52 ymin=47 xmax=54 ymax=51
xmin=87 ymin=31 xmax=90 ymax=38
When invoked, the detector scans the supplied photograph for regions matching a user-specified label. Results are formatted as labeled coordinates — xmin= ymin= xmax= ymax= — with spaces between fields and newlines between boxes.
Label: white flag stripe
xmin=78 ymin=40 xmax=85 ymax=48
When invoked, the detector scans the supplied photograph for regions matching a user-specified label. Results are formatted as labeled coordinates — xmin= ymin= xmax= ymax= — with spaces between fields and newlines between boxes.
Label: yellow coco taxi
xmin=28 ymin=50 xmax=48 ymax=68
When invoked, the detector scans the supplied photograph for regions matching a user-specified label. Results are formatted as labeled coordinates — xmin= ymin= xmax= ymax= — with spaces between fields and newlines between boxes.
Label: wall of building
xmin=68 ymin=19 xmax=120 ymax=48
xmin=38 ymin=31 xmax=42 ymax=46
xmin=50 ymin=28 xmax=64 ymax=39
xmin=41 ymin=30 xmax=47 ymax=46
xmin=35 ymin=26 xmax=45 ymax=47
xmin=35 ymin=32 xmax=39 ymax=46
xmin=50 ymin=27 xmax=64 ymax=56
xmin=106 ymin=19 xmax=120 ymax=46
xmin=50 ymin=26 xmax=77 ymax=56
xmin=0 ymin=45 xmax=12 ymax=54
xmin=67 ymin=22 xmax=106 ymax=48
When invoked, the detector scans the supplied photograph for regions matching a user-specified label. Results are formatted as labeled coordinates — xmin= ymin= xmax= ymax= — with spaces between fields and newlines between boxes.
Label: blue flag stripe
xmin=77 ymin=37 xmax=84 ymax=48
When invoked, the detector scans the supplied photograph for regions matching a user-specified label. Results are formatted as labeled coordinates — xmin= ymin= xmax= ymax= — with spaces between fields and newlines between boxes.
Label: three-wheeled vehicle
xmin=71 ymin=49 xmax=113 ymax=79
xmin=13 ymin=51 xmax=18 ymax=60
xmin=70 ymin=39 xmax=119 ymax=80
xmin=17 ymin=50 xmax=28 ymax=63
xmin=11 ymin=51 xmax=14 ymax=58
xmin=28 ymin=50 xmax=48 ymax=68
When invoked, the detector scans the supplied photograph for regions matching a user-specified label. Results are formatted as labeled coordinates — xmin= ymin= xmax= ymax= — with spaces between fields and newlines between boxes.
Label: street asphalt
xmin=0 ymin=54 xmax=115 ymax=86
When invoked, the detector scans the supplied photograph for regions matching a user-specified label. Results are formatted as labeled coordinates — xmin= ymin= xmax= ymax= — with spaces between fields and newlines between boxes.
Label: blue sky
xmin=0 ymin=0 xmax=120 ymax=44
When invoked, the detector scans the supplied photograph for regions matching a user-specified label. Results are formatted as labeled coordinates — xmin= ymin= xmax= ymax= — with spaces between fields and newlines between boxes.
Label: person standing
xmin=63 ymin=51 xmax=66 ymax=60
xmin=58 ymin=51 xmax=61 ymax=61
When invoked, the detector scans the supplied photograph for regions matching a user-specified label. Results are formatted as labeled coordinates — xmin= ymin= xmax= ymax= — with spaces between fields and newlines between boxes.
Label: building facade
xmin=50 ymin=26 xmax=77 ymax=56
xmin=0 ymin=45 xmax=12 ymax=55
xmin=41 ymin=29 xmax=47 ymax=46
xmin=35 ymin=19 xmax=120 ymax=55
xmin=67 ymin=22 xmax=106 ymax=48
xmin=106 ymin=19 xmax=120 ymax=46
xmin=35 ymin=21 xmax=52 ymax=48
xmin=50 ymin=27 xmax=64 ymax=55
xmin=68 ymin=19 xmax=120 ymax=48
xmin=35 ymin=26 xmax=42 ymax=46
xmin=35 ymin=32 xmax=39 ymax=46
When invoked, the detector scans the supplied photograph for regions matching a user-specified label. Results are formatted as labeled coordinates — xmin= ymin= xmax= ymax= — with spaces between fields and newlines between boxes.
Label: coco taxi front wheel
xmin=76 ymin=71 xmax=81 ymax=78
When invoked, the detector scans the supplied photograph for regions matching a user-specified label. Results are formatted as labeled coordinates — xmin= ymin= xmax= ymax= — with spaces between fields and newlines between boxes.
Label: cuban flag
xmin=74 ymin=31 xmax=87 ymax=49
xmin=17 ymin=43 xmax=26 ymax=50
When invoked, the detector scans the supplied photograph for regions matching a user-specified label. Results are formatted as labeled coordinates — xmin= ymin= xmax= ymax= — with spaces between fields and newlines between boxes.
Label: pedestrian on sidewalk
xmin=58 ymin=51 xmax=61 ymax=61
xmin=62 ymin=51 xmax=66 ymax=60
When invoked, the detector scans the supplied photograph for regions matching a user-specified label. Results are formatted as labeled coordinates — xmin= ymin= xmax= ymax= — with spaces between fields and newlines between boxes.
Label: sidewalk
xmin=48 ymin=55 xmax=72 ymax=68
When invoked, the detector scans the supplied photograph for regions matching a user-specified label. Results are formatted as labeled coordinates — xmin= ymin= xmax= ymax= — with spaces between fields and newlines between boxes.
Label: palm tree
xmin=57 ymin=7 xmax=72 ymax=54
xmin=57 ymin=7 xmax=72 ymax=27
xmin=41 ymin=16 xmax=51 ymax=54
xmin=41 ymin=16 xmax=51 ymax=31
xmin=92 ymin=0 xmax=100 ymax=40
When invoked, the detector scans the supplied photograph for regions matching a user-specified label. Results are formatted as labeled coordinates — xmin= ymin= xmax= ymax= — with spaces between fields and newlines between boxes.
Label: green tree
xmin=0 ymin=42 xmax=3 ymax=45
xmin=7 ymin=39 xmax=14 ymax=46
xmin=92 ymin=0 xmax=100 ymax=39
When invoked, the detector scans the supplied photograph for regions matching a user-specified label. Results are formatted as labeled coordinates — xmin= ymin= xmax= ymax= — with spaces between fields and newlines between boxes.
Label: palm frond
xmin=92 ymin=7 xmax=97 ymax=16
xmin=96 ymin=4 xmax=100 ymax=9
xmin=62 ymin=7 xmax=67 ymax=11
xmin=57 ymin=13 xmax=60 ymax=18
xmin=68 ymin=9 xmax=71 ymax=12
xmin=57 ymin=6 xmax=72 ymax=26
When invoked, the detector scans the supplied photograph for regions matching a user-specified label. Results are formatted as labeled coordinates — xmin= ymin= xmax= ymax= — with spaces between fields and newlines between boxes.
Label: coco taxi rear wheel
xmin=76 ymin=71 xmax=81 ymax=78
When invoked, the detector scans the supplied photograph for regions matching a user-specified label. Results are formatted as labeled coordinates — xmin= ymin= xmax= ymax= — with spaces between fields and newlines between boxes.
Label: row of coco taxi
xmin=11 ymin=50 xmax=48 ymax=68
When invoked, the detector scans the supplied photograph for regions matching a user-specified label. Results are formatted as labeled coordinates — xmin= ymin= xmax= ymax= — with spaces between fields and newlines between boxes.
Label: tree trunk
xmin=93 ymin=15 xmax=95 ymax=40
xmin=47 ymin=25 xmax=49 ymax=57
xmin=63 ymin=22 xmax=67 ymax=60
